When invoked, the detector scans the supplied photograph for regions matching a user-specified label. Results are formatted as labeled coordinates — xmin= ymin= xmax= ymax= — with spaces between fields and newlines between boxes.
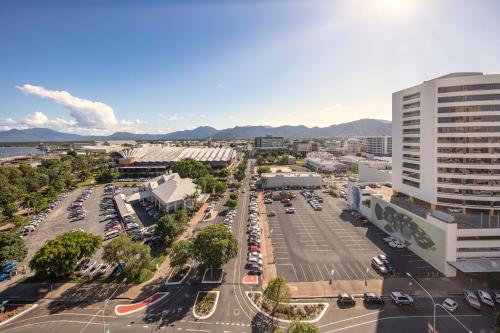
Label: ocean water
xmin=0 ymin=146 xmax=43 ymax=158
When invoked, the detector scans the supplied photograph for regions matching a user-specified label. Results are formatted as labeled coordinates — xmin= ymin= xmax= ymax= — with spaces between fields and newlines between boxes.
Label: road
xmin=0 ymin=161 xmax=495 ymax=333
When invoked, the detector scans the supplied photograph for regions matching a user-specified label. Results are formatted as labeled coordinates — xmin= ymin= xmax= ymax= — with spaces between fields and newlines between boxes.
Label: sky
xmin=1 ymin=0 xmax=500 ymax=135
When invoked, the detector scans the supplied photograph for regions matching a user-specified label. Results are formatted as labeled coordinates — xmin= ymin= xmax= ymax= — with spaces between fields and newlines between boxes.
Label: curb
xmin=192 ymin=291 xmax=220 ymax=320
xmin=288 ymin=292 xmax=464 ymax=300
xmin=246 ymin=291 xmax=329 ymax=324
xmin=164 ymin=265 xmax=192 ymax=286
xmin=0 ymin=303 xmax=38 ymax=327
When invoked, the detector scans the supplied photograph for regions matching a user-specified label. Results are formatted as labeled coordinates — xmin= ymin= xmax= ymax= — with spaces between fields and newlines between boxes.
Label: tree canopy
xmin=191 ymin=224 xmax=238 ymax=268
xmin=29 ymin=231 xmax=101 ymax=277
xmin=169 ymin=240 xmax=192 ymax=268
xmin=102 ymin=235 xmax=153 ymax=280
xmin=172 ymin=158 xmax=209 ymax=179
xmin=155 ymin=210 xmax=190 ymax=247
xmin=263 ymin=275 xmax=291 ymax=315
xmin=0 ymin=232 xmax=27 ymax=265
xmin=257 ymin=166 xmax=272 ymax=176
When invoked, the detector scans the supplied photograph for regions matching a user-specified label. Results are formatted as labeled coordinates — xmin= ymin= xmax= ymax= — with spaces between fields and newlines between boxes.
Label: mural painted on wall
xmin=370 ymin=196 xmax=447 ymax=273
xmin=374 ymin=203 xmax=435 ymax=250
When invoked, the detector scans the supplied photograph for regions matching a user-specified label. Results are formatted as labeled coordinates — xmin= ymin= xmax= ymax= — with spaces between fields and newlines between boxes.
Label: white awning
xmin=449 ymin=258 xmax=500 ymax=273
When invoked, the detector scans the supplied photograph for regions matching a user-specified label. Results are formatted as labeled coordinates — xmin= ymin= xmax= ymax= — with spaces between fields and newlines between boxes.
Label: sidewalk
xmin=120 ymin=202 xmax=209 ymax=299
xmin=288 ymin=276 xmax=463 ymax=299
xmin=257 ymin=193 xmax=277 ymax=288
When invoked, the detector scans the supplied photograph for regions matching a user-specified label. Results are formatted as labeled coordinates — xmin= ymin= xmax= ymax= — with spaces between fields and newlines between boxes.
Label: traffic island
xmin=115 ymin=292 xmax=169 ymax=316
xmin=246 ymin=291 xmax=328 ymax=323
xmin=193 ymin=291 xmax=220 ymax=320
xmin=165 ymin=265 xmax=192 ymax=286
xmin=202 ymin=268 xmax=224 ymax=283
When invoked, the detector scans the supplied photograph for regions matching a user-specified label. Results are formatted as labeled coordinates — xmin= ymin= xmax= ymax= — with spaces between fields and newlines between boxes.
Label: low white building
xmin=305 ymin=157 xmax=348 ymax=176
xmin=127 ymin=173 xmax=198 ymax=212
xmin=260 ymin=172 xmax=322 ymax=189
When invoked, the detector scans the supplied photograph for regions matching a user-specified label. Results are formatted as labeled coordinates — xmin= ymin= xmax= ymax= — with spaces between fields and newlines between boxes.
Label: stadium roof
xmin=118 ymin=145 xmax=236 ymax=163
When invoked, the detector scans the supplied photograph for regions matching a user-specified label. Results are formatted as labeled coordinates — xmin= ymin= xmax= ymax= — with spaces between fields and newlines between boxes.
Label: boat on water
xmin=37 ymin=142 xmax=50 ymax=152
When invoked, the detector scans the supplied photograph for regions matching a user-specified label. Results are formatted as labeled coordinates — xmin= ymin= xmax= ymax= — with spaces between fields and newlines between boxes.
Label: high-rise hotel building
xmin=393 ymin=72 xmax=500 ymax=214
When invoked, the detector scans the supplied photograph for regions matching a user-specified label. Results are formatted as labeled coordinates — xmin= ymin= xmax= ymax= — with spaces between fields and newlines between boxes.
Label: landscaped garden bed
xmin=193 ymin=291 xmax=219 ymax=319
xmin=247 ymin=291 xmax=327 ymax=322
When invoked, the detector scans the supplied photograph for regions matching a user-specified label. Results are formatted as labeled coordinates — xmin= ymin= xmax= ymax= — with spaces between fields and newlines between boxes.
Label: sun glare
xmin=373 ymin=0 xmax=417 ymax=16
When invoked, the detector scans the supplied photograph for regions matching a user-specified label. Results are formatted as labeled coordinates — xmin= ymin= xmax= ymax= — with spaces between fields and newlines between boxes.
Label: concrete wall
xmin=358 ymin=163 xmax=391 ymax=183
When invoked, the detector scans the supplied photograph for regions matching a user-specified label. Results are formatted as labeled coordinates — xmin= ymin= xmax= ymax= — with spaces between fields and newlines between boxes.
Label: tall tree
xmin=30 ymin=231 xmax=101 ymax=277
xmin=0 ymin=232 xmax=27 ymax=265
xmin=263 ymin=276 xmax=291 ymax=315
xmin=191 ymin=224 xmax=238 ymax=269
xmin=169 ymin=240 xmax=192 ymax=269
xmin=102 ymin=235 xmax=153 ymax=280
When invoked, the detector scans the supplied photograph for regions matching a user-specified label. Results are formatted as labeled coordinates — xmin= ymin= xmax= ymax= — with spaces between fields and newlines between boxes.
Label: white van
xmin=104 ymin=230 xmax=120 ymax=240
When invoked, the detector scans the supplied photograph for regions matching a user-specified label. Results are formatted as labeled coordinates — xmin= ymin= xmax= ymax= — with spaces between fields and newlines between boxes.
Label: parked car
xmin=378 ymin=254 xmax=396 ymax=274
xmin=492 ymin=291 xmax=500 ymax=304
xmin=248 ymin=246 xmax=261 ymax=252
xmin=477 ymin=290 xmax=495 ymax=307
xmin=267 ymin=211 xmax=276 ymax=217
xmin=337 ymin=293 xmax=356 ymax=306
xmin=371 ymin=257 xmax=388 ymax=275
xmin=363 ymin=292 xmax=384 ymax=305
xmin=390 ymin=292 xmax=414 ymax=306
xmin=463 ymin=289 xmax=481 ymax=309
xmin=442 ymin=298 xmax=458 ymax=312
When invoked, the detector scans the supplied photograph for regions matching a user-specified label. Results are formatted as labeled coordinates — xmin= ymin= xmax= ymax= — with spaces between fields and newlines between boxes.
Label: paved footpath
xmin=257 ymin=192 xmax=278 ymax=288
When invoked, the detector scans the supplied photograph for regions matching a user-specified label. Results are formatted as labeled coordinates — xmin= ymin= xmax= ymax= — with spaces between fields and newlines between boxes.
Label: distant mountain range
xmin=0 ymin=119 xmax=391 ymax=142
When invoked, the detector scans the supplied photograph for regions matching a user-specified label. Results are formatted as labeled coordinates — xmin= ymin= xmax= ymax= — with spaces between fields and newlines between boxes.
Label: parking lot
xmin=17 ymin=184 xmax=153 ymax=278
xmin=266 ymin=190 xmax=440 ymax=282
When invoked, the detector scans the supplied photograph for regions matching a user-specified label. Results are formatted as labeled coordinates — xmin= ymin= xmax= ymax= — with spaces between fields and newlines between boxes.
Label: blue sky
xmin=1 ymin=0 xmax=500 ymax=134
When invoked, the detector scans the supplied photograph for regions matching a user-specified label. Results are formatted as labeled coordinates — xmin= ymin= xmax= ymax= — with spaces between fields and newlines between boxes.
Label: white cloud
xmin=21 ymin=111 xmax=77 ymax=128
xmin=217 ymin=83 xmax=224 ymax=89
xmin=1 ymin=118 xmax=16 ymax=125
xmin=160 ymin=114 xmax=183 ymax=121
xmin=17 ymin=84 xmax=118 ymax=129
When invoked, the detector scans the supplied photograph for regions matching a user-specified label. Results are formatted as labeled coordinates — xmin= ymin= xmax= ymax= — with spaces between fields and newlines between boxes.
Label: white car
xmin=389 ymin=240 xmax=406 ymax=249
xmin=247 ymin=257 xmax=263 ymax=266
xmin=442 ymin=298 xmax=458 ymax=312
xmin=383 ymin=236 xmax=400 ymax=243
xmin=463 ymin=289 xmax=481 ymax=309
xmin=247 ymin=252 xmax=263 ymax=259
xmin=477 ymin=290 xmax=495 ymax=306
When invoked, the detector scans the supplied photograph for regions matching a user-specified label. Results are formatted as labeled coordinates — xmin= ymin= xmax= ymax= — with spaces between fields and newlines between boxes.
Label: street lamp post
xmin=406 ymin=273 xmax=436 ymax=333
xmin=102 ymin=278 xmax=128 ymax=333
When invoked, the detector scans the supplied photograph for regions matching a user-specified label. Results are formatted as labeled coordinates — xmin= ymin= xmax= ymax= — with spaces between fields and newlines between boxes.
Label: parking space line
xmin=298 ymin=263 xmax=308 ymax=281
xmin=307 ymin=264 xmax=318 ymax=281
xmin=345 ymin=263 xmax=359 ymax=279
xmin=315 ymin=264 xmax=325 ymax=280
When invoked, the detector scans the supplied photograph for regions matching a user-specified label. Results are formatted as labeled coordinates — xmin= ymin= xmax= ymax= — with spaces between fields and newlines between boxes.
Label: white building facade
xmin=393 ymin=72 xmax=500 ymax=214
xmin=365 ymin=136 xmax=392 ymax=156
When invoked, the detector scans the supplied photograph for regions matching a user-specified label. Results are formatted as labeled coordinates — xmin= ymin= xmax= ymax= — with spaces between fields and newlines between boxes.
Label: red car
xmin=248 ymin=246 xmax=261 ymax=252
